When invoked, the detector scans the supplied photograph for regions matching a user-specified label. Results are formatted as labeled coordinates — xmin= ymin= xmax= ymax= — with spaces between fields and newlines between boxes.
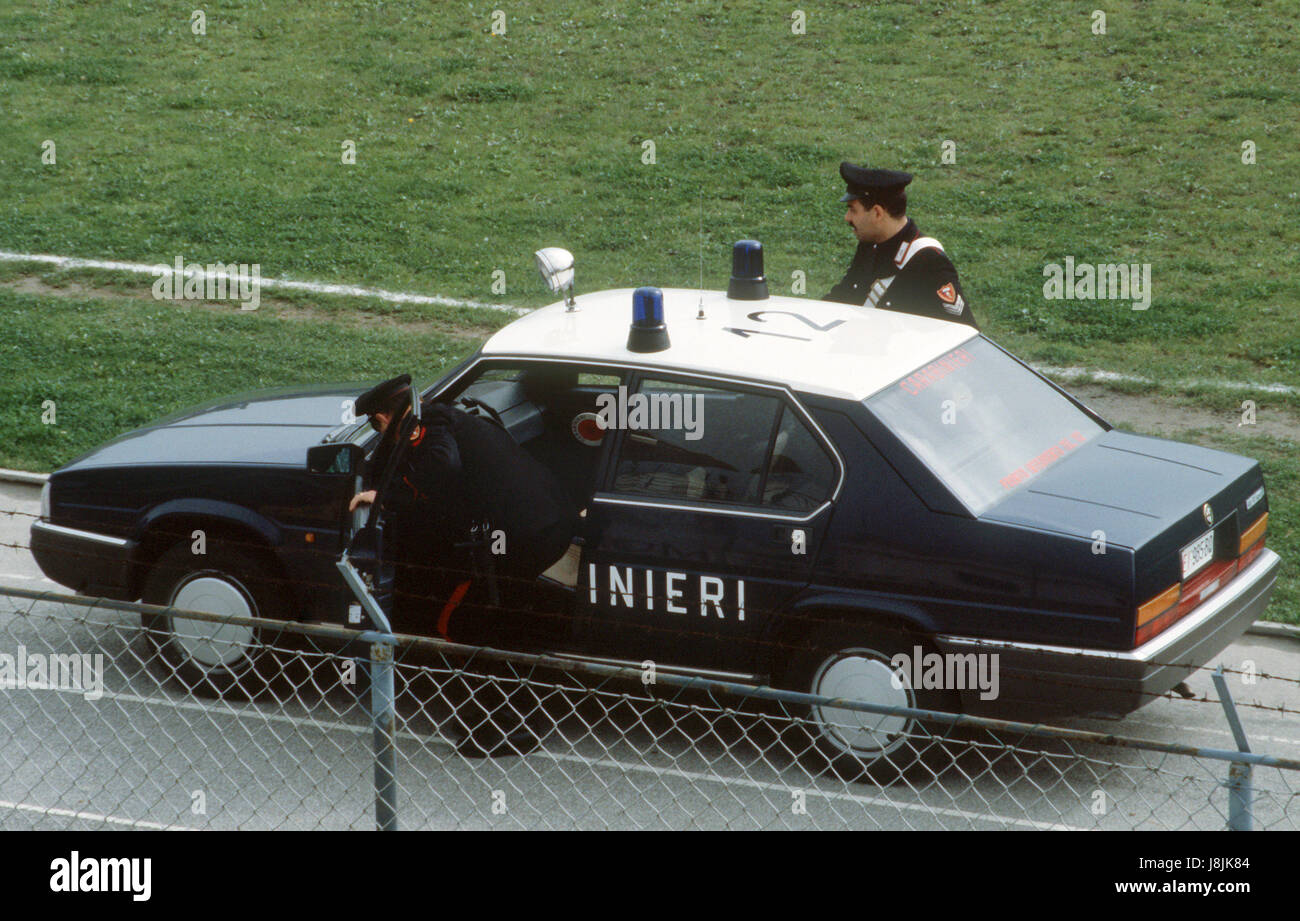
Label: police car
xmin=31 ymin=242 xmax=1281 ymax=777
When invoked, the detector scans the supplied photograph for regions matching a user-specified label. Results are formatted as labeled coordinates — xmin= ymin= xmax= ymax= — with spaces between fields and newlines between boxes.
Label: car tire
xmin=140 ymin=543 xmax=291 ymax=699
xmin=782 ymin=622 xmax=959 ymax=784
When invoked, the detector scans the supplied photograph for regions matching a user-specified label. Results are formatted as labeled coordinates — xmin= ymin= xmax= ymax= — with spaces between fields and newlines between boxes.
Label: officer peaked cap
xmin=355 ymin=374 xmax=412 ymax=416
xmin=839 ymin=161 xmax=913 ymax=203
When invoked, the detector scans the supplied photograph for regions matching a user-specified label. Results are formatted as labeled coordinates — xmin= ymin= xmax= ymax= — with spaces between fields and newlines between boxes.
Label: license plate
xmin=1181 ymin=530 xmax=1215 ymax=579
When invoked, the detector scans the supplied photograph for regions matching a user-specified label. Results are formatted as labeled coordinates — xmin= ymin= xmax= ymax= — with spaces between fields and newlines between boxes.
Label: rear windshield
xmin=865 ymin=338 xmax=1104 ymax=515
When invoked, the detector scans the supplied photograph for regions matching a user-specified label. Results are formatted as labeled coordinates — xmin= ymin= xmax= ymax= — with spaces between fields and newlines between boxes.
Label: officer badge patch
xmin=937 ymin=284 xmax=965 ymax=315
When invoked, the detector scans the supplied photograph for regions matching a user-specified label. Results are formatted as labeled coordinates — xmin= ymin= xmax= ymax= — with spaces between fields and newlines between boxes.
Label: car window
xmin=450 ymin=363 xmax=624 ymax=410
xmin=866 ymin=338 xmax=1104 ymax=515
xmin=762 ymin=406 xmax=837 ymax=511
xmin=473 ymin=368 xmax=525 ymax=383
xmin=611 ymin=379 xmax=781 ymax=506
xmin=577 ymin=372 xmax=621 ymax=387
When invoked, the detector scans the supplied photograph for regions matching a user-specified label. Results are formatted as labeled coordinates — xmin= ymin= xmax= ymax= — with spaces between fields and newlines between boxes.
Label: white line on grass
xmin=0 ymin=250 xmax=527 ymax=316
xmin=1034 ymin=364 xmax=1300 ymax=396
xmin=2 ymin=250 xmax=1294 ymax=393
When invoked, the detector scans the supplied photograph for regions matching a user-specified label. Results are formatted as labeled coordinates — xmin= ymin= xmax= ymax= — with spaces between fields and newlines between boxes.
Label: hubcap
xmin=168 ymin=576 xmax=258 ymax=670
xmin=811 ymin=649 xmax=914 ymax=757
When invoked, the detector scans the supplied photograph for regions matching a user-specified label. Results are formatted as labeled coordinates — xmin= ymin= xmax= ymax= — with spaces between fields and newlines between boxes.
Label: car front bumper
xmin=936 ymin=548 xmax=1282 ymax=720
xmin=29 ymin=520 xmax=138 ymax=598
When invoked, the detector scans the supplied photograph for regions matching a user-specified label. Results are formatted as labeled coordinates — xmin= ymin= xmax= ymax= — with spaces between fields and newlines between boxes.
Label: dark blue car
xmin=31 ymin=275 xmax=1280 ymax=776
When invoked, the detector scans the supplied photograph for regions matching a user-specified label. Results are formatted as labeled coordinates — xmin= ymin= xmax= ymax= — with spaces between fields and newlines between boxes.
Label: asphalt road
xmin=2 ymin=480 xmax=1297 ymax=831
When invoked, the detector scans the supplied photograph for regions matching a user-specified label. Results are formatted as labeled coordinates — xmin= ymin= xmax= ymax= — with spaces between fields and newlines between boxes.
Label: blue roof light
xmin=632 ymin=286 xmax=664 ymax=327
xmin=727 ymin=239 xmax=769 ymax=300
xmin=627 ymin=286 xmax=670 ymax=352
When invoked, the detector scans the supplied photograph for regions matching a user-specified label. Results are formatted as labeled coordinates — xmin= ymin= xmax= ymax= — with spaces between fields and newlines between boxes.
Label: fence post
xmin=1211 ymin=665 xmax=1252 ymax=831
xmin=370 ymin=639 xmax=398 ymax=831
xmin=336 ymin=556 xmax=400 ymax=830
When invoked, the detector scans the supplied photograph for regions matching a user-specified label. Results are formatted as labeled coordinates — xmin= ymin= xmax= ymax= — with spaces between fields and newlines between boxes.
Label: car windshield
xmin=865 ymin=337 xmax=1105 ymax=515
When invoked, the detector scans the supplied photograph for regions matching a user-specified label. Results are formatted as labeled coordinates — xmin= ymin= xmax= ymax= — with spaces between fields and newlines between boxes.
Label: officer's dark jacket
xmin=825 ymin=218 xmax=977 ymax=328
xmin=370 ymin=403 xmax=574 ymax=570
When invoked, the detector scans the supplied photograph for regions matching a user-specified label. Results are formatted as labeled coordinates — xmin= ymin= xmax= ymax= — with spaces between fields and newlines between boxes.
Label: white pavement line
xmin=0 ymin=798 xmax=192 ymax=830
xmin=26 ymin=682 xmax=1079 ymax=829
xmin=0 ymin=572 xmax=58 ymax=585
xmin=0 ymin=575 xmax=59 ymax=586
xmin=1118 ymin=716 xmax=1300 ymax=751
xmin=537 ymin=749 xmax=1087 ymax=830
xmin=0 ymin=250 xmax=527 ymax=317
xmin=22 ymin=680 xmax=379 ymax=741
xmin=1034 ymin=364 xmax=1300 ymax=397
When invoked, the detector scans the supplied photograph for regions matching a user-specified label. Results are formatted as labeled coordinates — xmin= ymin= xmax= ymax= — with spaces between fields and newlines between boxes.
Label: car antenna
xmin=696 ymin=191 xmax=706 ymax=320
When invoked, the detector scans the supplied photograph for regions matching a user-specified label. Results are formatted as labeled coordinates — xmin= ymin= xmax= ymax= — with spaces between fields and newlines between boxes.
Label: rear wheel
xmin=783 ymin=623 xmax=959 ymax=784
xmin=141 ymin=543 xmax=291 ymax=698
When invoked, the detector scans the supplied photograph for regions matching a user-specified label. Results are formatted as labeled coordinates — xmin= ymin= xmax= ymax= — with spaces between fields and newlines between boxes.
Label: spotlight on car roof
xmin=534 ymin=246 xmax=577 ymax=310
xmin=727 ymin=239 xmax=769 ymax=300
xmin=627 ymin=286 xmax=670 ymax=353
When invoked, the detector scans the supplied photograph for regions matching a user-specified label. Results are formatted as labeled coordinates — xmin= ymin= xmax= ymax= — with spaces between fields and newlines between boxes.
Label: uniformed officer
xmin=349 ymin=374 xmax=575 ymax=757
xmin=825 ymin=162 xmax=977 ymax=328
xmin=350 ymin=374 xmax=459 ymax=630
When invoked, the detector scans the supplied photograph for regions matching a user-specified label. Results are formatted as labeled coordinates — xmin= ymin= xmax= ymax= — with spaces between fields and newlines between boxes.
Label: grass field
xmin=0 ymin=285 xmax=477 ymax=466
xmin=0 ymin=0 xmax=1296 ymax=619
xmin=2 ymin=1 xmax=1297 ymax=373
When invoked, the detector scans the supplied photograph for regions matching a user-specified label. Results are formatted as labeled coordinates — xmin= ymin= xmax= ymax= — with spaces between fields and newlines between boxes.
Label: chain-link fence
xmin=0 ymin=585 xmax=1297 ymax=830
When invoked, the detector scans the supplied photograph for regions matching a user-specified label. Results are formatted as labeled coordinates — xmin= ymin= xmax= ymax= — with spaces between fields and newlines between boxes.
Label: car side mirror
xmin=307 ymin=443 xmax=364 ymax=475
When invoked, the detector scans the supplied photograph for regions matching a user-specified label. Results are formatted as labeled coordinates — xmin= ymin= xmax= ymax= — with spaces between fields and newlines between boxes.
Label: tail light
xmin=1238 ymin=512 xmax=1268 ymax=569
xmin=1135 ymin=584 xmax=1180 ymax=646
xmin=1134 ymin=512 xmax=1268 ymax=647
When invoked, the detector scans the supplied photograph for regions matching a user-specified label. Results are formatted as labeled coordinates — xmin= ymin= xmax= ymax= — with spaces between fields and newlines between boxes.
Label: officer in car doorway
xmin=825 ymin=161 xmax=978 ymax=328
xmin=350 ymin=374 xmax=575 ymax=758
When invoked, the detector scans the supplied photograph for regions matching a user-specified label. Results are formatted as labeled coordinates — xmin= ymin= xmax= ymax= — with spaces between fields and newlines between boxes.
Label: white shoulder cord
xmin=863 ymin=236 xmax=946 ymax=308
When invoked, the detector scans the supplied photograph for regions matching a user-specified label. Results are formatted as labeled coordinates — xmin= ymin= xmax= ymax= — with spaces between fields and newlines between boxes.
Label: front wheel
xmin=783 ymin=624 xmax=959 ymax=783
xmin=140 ymin=543 xmax=291 ymax=698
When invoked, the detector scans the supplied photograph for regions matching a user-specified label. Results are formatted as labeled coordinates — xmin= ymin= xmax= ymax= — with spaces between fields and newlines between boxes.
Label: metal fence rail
xmin=0 ymin=586 xmax=1296 ymax=830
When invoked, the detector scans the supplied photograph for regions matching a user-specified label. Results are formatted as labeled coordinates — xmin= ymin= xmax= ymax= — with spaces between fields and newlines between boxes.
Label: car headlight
xmin=40 ymin=481 xmax=51 ymax=520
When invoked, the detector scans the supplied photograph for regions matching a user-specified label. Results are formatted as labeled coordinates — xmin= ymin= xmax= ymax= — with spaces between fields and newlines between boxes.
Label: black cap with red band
xmin=839 ymin=161 xmax=913 ymax=203
xmin=355 ymin=374 xmax=412 ymax=417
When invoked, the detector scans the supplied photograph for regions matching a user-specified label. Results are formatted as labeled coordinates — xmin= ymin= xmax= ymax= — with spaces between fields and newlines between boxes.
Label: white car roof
xmin=481 ymin=287 xmax=980 ymax=402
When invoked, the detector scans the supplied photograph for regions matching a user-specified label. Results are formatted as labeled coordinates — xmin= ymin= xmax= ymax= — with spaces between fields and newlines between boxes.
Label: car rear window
xmin=865 ymin=338 xmax=1104 ymax=515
